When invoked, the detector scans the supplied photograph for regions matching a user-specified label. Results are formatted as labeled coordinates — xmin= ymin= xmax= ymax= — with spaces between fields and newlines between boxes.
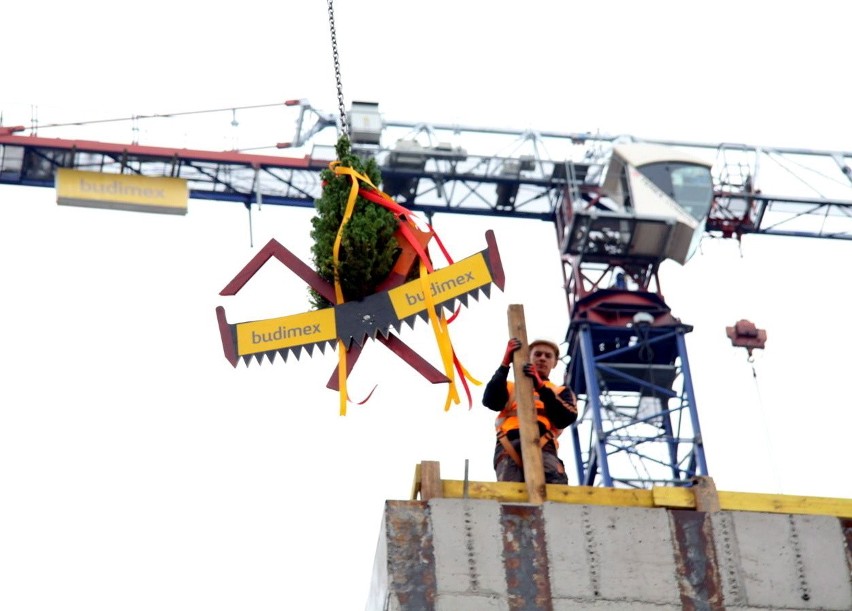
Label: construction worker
xmin=482 ymin=338 xmax=578 ymax=484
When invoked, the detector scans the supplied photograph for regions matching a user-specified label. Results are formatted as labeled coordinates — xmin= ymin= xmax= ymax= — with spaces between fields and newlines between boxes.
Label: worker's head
xmin=529 ymin=339 xmax=560 ymax=379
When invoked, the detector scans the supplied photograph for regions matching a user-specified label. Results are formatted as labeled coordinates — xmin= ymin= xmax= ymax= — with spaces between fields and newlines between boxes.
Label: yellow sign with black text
xmin=56 ymin=168 xmax=188 ymax=215
xmin=235 ymin=308 xmax=337 ymax=355
xmin=388 ymin=253 xmax=493 ymax=319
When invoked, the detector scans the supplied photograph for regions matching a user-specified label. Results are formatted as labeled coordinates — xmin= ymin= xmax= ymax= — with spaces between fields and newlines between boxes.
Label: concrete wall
xmin=366 ymin=499 xmax=852 ymax=611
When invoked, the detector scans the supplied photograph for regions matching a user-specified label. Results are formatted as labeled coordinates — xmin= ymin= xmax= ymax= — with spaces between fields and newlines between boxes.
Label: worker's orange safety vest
xmin=494 ymin=380 xmax=566 ymax=443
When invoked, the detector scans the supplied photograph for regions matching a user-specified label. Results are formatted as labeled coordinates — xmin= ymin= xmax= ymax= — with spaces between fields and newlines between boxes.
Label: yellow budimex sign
xmin=388 ymin=252 xmax=493 ymax=319
xmin=235 ymin=308 xmax=337 ymax=355
xmin=55 ymin=168 xmax=188 ymax=215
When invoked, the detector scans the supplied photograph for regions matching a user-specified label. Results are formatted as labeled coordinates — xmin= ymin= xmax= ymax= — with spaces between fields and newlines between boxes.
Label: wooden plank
xmin=444 ymin=480 xmax=529 ymax=502
xmin=507 ymin=305 xmax=546 ymax=504
xmin=429 ymin=466 xmax=852 ymax=519
xmin=717 ymin=491 xmax=852 ymax=519
xmin=441 ymin=480 xmax=657 ymax=507
xmin=652 ymin=479 xmax=721 ymax=512
xmin=692 ymin=476 xmax=721 ymax=512
xmin=419 ymin=461 xmax=443 ymax=500
xmin=653 ymin=486 xmax=696 ymax=509
xmin=653 ymin=487 xmax=852 ymax=518
xmin=546 ymin=485 xmax=656 ymax=508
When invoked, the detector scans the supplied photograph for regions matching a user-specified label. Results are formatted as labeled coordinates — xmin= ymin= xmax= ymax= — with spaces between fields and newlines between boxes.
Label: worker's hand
xmin=523 ymin=363 xmax=545 ymax=390
xmin=501 ymin=337 xmax=522 ymax=367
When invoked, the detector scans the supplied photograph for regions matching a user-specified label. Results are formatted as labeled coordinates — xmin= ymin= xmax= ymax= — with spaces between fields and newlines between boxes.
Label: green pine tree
xmin=309 ymin=135 xmax=400 ymax=308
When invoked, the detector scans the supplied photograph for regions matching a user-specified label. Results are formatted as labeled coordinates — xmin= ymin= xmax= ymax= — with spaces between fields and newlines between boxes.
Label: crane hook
xmin=726 ymin=319 xmax=767 ymax=364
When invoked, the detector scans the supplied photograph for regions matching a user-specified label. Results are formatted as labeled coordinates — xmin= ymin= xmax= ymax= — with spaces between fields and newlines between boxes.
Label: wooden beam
xmin=419 ymin=461 xmax=443 ymax=501
xmin=507 ymin=304 xmax=546 ymax=504
xmin=716 ymin=491 xmax=852 ymax=519
xmin=692 ymin=476 xmax=721 ymax=512
xmin=435 ymin=478 xmax=852 ymax=519
xmin=442 ymin=480 xmax=657 ymax=507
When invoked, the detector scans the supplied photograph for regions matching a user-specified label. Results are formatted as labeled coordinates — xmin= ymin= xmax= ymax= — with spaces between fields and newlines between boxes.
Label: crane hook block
xmin=725 ymin=319 xmax=767 ymax=355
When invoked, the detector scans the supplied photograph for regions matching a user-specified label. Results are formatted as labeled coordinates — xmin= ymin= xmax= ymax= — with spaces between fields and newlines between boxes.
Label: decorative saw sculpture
xmin=216 ymin=137 xmax=505 ymax=414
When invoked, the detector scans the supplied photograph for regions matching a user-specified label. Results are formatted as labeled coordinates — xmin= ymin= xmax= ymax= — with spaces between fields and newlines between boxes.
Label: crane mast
xmin=3 ymin=100 xmax=852 ymax=487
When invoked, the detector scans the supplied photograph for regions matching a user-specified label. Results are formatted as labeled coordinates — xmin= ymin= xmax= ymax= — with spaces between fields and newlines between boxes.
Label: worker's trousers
xmin=493 ymin=438 xmax=568 ymax=485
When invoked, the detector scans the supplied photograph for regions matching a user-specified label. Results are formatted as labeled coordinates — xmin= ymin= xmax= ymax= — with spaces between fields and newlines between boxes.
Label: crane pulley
xmin=726 ymin=319 xmax=768 ymax=362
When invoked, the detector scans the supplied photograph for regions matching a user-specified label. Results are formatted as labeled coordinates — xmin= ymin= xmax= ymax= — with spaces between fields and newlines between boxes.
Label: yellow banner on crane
xmin=55 ymin=168 xmax=188 ymax=215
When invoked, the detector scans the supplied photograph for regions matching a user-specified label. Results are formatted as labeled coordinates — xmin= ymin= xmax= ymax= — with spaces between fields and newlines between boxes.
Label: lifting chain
xmin=326 ymin=0 xmax=349 ymax=138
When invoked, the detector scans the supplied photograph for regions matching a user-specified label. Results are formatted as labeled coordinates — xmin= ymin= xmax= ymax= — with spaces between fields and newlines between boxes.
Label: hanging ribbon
xmin=354 ymin=182 xmax=481 ymax=406
xmin=330 ymin=161 xmax=364 ymax=415
xmin=414 ymin=257 xmax=481 ymax=410
xmin=328 ymin=161 xmax=480 ymax=412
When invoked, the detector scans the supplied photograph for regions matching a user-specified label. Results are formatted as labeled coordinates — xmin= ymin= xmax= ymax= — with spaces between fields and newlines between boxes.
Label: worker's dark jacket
xmin=482 ymin=365 xmax=577 ymax=445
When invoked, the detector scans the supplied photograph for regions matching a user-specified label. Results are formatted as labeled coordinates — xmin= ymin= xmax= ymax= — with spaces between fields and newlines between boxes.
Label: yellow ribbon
xmin=416 ymin=258 xmax=458 ymax=409
xmin=330 ymin=161 xmax=361 ymax=307
xmin=328 ymin=161 xmax=480 ymax=414
xmin=330 ymin=161 xmax=361 ymax=415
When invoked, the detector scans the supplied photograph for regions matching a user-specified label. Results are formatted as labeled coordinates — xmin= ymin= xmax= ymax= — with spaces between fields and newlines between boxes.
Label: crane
xmin=2 ymin=99 xmax=851 ymax=488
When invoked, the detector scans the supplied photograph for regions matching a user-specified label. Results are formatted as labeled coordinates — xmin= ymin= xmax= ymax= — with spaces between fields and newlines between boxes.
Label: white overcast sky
xmin=2 ymin=2 xmax=851 ymax=610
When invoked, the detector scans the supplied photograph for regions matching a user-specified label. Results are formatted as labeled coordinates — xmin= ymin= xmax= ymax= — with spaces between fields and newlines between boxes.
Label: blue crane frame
xmin=566 ymin=315 xmax=708 ymax=488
